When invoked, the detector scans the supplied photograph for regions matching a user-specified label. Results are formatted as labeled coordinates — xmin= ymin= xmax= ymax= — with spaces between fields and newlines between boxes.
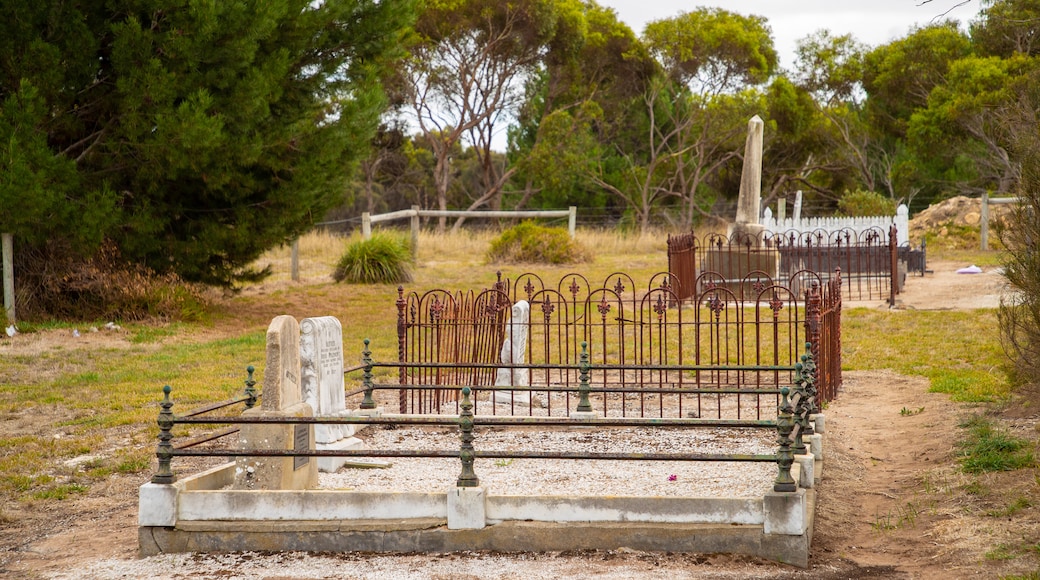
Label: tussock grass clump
xmin=487 ymin=222 xmax=590 ymax=265
xmin=957 ymin=415 xmax=1036 ymax=474
xmin=333 ymin=233 xmax=413 ymax=284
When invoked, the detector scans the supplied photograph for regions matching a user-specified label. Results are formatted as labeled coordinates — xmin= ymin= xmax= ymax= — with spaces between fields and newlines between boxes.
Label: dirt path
xmin=811 ymin=371 xmax=970 ymax=578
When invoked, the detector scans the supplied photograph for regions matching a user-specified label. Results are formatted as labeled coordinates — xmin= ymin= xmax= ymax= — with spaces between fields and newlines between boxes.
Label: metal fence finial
xmin=243 ymin=365 xmax=258 ymax=409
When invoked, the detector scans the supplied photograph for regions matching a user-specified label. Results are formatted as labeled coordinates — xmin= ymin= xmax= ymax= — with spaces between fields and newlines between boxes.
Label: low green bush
xmin=837 ymin=188 xmax=898 ymax=217
xmin=333 ymin=233 xmax=413 ymax=284
xmin=14 ymin=240 xmax=209 ymax=322
xmin=487 ymin=222 xmax=590 ymax=264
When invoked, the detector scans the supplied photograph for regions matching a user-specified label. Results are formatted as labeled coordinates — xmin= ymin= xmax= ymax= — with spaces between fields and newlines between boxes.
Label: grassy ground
xmin=0 ymin=228 xmax=1035 ymax=575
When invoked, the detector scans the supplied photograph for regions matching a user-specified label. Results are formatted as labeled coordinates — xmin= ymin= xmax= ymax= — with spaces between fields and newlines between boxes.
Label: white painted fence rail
xmin=762 ymin=204 xmax=909 ymax=247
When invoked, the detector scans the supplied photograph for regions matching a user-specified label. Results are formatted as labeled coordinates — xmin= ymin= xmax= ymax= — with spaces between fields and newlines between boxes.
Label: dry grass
xmin=254 ymin=227 xmax=677 ymax=293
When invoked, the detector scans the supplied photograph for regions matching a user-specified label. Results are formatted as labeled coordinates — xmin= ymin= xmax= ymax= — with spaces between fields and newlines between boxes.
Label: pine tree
xmin=0 ymin=0 xmax=415 ymax=285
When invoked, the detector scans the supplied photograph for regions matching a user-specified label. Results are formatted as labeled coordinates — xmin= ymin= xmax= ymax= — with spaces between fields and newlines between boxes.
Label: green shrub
xmin=487 ymin=222 xmax=590 ymax=264
xmin=333 ymin=233 xmax=413 ymax=284
xmin=837 ymin=189 xmax=898 ymax=217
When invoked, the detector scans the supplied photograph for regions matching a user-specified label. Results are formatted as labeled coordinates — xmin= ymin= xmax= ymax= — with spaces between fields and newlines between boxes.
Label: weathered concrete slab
xmin=140 ymin=506 xmax=813 ymax=567
xmin=487 ymin=494 xmax=763 ymax=525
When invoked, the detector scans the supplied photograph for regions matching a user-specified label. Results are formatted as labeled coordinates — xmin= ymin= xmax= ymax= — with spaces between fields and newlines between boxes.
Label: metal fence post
xmin=576 ymin=342 xmax=593 ymax=413
xmin=773 ymin=387 xmax=797 ymax=492
xmin=889 ymin=225 xmax=898 ymax=305
xmin=243 ymin=365 xmax=258 ymax=409
xmin=457 ymin=387 xmax=480 ymax=487
xmin=152 ymin=385 xmax=176 ymax=484
xmin=397 ymin=286 xmax=409 ymax=413
xmin=361 ymin=339 xmax=376 ymax=410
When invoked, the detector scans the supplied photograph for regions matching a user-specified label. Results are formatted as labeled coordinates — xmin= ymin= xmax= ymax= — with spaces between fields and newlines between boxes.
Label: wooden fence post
xmin=568 ymin=206 xmax=577 ymax=238
xmin=2 ymin=233 xmax=14 ymax=324
xmin=980 ymin=192 xmax=990 ymax=251
xmin=361 ymin=212 xmax=372 ymax=240
xmin=290 ymin=238 xmax=300 ymax=282
xmin=410 ymin=205 xmax=420 ymax=260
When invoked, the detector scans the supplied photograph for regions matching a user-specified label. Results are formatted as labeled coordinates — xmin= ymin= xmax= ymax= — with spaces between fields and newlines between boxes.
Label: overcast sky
xmin=597 ymin=0 xmax=978 ymax=70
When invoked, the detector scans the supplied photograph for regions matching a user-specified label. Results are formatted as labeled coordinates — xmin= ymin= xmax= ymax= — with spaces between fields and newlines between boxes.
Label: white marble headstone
xmin=494 ymin=301 xmax=533 ymax=406
xmin=300 ymin=316 xmax=349 ymax=443
xmin=299 ymin=316 xmax=366 ymax=472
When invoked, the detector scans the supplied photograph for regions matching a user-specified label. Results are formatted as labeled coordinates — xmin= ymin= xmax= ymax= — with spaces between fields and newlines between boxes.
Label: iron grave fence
xmin=395 ymin=270 xmax=841 ymax=416
xmin=151 ymin=349 xmax=819 ymax=497
xmin=666 ymin=226 xmax=925 ymax=307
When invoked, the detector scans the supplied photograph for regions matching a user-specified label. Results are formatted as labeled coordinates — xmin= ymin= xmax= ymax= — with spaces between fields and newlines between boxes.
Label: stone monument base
xmin=234 ymin=401 xmax=318 ymax=491
xmin=317 ymin=437 xmax=366 ymax=473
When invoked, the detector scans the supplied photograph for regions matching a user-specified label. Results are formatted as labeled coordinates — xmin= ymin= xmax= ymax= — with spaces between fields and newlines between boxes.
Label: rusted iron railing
xmin=396 ymin=271 xmax=841 ymax=416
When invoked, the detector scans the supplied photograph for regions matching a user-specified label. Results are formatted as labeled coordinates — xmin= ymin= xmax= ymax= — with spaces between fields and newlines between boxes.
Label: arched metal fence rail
xmin=396 ymin=270 xmax=841 ymax=416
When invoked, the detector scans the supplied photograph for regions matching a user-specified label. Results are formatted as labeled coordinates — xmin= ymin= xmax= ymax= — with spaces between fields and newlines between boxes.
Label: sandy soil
xmin=1 ymin=260 xmax=1034 ymax=579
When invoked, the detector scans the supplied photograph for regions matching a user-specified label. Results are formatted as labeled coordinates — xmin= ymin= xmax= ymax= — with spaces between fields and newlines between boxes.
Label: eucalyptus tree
xmin=971 ymin=0 xmax=1040 ymax=57
xmin=402 ymin=0 xmax=580 ymax=230
xmin=601 ymin=7 xmax=777 ymax=230
xmin=505 ymin=1 xmax=654 ymax=212
xmin=787 ymin=30 xmax=903 ymax=202
xmin=907 ymin=53 xmax=1037 ymax=196
xmin=862 ymin=22 xmax=972 ymax=139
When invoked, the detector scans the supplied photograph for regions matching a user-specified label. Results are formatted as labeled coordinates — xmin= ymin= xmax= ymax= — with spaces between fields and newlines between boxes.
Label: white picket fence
xmin=762 ymin=204 xmax=909 ymax=247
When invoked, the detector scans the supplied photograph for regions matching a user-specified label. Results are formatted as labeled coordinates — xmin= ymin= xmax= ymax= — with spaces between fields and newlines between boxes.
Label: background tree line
xmin=353 ymin=0 xmax=1040 ymax=235
xmin=2 ymin=0 xmax=1039 ymax=288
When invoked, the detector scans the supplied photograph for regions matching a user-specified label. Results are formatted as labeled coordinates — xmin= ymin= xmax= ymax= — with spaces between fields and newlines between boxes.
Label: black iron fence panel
xmin=667 ymin=227 xmax=904 ymax=303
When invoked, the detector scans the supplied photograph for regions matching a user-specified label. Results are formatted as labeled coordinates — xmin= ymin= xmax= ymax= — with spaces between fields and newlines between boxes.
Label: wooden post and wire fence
xmin=288 ymin=207 xmax=578 ymax=281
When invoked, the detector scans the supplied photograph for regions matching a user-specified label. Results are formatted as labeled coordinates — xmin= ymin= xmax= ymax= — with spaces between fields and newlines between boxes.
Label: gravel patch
xmin=321 ymin=425 xmax=778 ymax=498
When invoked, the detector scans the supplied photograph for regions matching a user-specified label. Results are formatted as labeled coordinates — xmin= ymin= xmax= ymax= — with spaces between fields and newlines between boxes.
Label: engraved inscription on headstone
xmin=300 ymin=316 xmax=365 ymax=472
xmin=293 ymin=423 xmax=309 ymax=470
